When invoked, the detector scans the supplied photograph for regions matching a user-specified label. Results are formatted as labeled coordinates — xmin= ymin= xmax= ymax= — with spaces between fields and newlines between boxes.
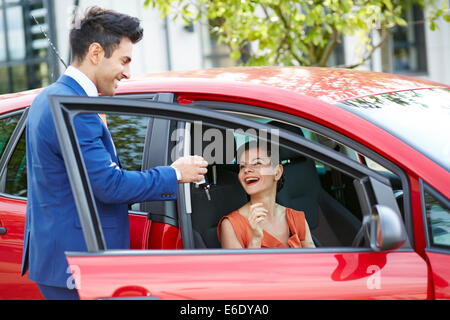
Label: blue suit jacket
xmin=21 ymin=75 xmax=178 ymax=287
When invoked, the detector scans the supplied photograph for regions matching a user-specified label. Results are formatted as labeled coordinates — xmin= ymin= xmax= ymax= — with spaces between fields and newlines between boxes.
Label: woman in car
xmin=218 ymin=140 xmax=315 ymax=249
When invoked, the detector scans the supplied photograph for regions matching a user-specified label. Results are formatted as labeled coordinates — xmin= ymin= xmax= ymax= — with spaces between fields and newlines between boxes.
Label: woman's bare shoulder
xmin=235 ymin=203 xmax=250 ymax=218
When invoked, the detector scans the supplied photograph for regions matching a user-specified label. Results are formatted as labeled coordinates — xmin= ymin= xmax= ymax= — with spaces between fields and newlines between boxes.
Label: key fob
xmin=195 ymin=178 xmax=211 ymax=201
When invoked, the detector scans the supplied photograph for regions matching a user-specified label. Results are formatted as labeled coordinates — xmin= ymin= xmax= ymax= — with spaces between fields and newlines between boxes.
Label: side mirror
xmin=369 ymin=205 xmax=407 ymax=252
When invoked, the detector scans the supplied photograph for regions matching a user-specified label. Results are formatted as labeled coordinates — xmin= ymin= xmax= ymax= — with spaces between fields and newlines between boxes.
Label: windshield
xmin=337 ymin=88 xmax=450 ymax=171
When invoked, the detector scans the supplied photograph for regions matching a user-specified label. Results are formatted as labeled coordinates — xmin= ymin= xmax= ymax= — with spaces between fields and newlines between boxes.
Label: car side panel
xmin=426 ymin=251 xmax=450 ymax=299
xmin=67 ymin=251 xmax=428 ymax=300
xmin=0 ymin=197 xmax=43 ymax=299
xmin=0 ymin=204 xmax=152 ymax=299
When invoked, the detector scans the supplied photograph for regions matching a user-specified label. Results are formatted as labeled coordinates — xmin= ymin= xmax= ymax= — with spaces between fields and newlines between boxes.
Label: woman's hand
xmin=248 ymin=203 xmax=267 ymax=241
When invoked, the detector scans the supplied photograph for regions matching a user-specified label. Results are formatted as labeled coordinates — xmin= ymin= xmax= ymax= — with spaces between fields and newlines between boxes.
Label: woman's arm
xmin=220 ymin=218 xmax=244 ymax=249
xmin=301 ymin=219 xmax=316 ymax=248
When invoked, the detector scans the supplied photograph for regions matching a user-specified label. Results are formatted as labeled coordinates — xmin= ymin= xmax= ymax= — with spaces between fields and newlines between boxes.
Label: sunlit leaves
xmin=144 ymin=0 xmax=448 ymax=67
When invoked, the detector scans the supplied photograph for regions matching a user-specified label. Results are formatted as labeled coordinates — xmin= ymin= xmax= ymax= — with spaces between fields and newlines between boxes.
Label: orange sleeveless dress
xmin=217 ymin=208 xmax=306 ymax=248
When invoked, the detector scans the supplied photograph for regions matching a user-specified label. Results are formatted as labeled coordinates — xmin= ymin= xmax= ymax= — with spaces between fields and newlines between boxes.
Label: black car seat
xmin=271 ymin=121 xmax=361 ymax=246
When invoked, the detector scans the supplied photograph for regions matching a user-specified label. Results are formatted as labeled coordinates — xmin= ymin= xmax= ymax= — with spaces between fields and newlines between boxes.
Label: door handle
xmin=0 ymin=227 xmax=6 ymax=235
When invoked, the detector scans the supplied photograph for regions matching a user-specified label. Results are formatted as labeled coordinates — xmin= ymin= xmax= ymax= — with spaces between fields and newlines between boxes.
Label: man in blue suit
xmin=21 ymin=6 xmax=208 ymax=300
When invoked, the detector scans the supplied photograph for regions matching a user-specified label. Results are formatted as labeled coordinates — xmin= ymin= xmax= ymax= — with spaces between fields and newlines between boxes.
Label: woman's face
xmin=238 ymin=147 xmax=282 ymax=196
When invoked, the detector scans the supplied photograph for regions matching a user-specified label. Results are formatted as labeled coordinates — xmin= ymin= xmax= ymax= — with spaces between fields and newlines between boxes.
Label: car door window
xmin=0 ymin=110 xmax=26 ymax=197
xmin=50 ymin=96 xmax=406 ymax=253
xmin=301 ymin=127 xmax=410 ymax=242
xmin=102 ymin=114 xmax=149 ymax=212
xmin=3 ymin=131 xmax=26 ymax=197
xmin=0 ymin=112 xmax=22 ymax=159
xmin=284 ymin=124 xmax=406 ymax=222
xmin=423 ymin=184 xmax=450 ymax=249
xmin=106 ymin=114 xmax=148 ymax=171
xmin=185 ymin=120 xmax=400 ymax=249
xmin=189 ymin=102 xmax=414 ymax=243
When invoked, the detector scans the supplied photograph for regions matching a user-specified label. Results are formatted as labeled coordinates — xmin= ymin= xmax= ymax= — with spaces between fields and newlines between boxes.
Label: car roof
xmin=0 ymin=66 xmax=447 ymax=109
xmin=117 ymin=66 xmax=448 ymax=103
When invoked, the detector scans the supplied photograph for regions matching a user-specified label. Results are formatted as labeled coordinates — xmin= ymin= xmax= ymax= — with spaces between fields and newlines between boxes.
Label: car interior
xmin=189 ymin=120 xmax=364 ymax=249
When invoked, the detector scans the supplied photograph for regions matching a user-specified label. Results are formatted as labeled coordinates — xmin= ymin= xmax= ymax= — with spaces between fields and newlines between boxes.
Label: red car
xmin=0 ymin=66 xmax=448 ymax=300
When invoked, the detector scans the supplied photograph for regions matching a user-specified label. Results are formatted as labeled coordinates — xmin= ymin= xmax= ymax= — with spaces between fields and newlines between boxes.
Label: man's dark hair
xmin=70 ymin=6 xmax=143 ymax=63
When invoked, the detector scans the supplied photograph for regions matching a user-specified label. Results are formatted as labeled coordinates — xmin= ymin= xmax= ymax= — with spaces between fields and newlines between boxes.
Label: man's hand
xmin=170 ymin=155 xmax=208 ymax=184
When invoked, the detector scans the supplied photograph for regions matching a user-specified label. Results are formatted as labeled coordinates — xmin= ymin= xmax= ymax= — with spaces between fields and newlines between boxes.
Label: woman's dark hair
xmin=236 ymin=140 xmax=285 ymax=193
xmin=70 ymin=6 xmax=143 ymax=63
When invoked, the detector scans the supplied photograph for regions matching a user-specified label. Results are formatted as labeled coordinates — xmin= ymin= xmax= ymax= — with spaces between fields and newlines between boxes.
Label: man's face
xmin=95 ymin=37 xmax=133 ymax=96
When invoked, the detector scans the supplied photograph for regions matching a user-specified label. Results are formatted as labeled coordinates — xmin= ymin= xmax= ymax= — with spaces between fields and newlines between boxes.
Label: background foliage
xmin=144 ymin=0 xmax=450 ymax=68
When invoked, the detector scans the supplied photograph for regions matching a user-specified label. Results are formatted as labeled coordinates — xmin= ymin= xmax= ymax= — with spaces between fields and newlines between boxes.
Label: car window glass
xmin=0 ymin=112 xmax=22 ymax=159
xmin=226 ymin=113 xmax=406 ymax=218
xmin=106 ymin=114 xmax=148 ymax=171
xmin=358 ymin=155 xmax=404 ymax=216
xmin=3 ymin=130 xmax=27 ymax=197
xmin=224 ymin=111 xmax=398 ymax=173
xmin=424 ymin=188 xmax=450 ymax=249
xmin=300 ymin=127 xmax=360 ymax=162
xmin=188 ymin=121 xmax=364 ymax=249
xmin=299 ymin=127 xmax=405 ymax=215
xmin=104 ymin=114 xmax=148 ymax=212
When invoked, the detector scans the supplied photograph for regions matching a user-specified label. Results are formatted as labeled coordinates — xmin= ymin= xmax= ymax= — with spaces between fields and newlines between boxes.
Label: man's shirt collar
xmin=64 ymin=66 xmax=98 ymax=97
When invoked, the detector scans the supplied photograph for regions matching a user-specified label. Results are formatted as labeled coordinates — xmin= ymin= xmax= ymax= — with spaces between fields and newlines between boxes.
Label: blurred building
xmin=0 ymin=0 xmax=449 ymax=95
xmin=344 ymin=1 xmax=450 ymax=85
xmin=0 ymin=0 xmax=58 ymax=94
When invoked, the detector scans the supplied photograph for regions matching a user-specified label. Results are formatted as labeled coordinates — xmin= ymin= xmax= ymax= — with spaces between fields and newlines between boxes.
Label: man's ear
xmin=87 ymin=42 xmax=104 ymax=65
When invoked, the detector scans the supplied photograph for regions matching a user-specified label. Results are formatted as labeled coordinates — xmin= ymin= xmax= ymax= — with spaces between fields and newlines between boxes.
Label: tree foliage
xmin=144 ymin=0 xmax=450 ymax=68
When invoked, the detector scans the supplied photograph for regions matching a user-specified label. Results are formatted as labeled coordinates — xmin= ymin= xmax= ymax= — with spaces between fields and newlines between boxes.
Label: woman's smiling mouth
xmin=245 ymin=177 xmax=260 ymax=185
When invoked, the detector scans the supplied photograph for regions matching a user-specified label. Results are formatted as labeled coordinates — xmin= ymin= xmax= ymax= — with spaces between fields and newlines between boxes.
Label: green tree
xmin=144 ymin=0 xmax=449 ymax=68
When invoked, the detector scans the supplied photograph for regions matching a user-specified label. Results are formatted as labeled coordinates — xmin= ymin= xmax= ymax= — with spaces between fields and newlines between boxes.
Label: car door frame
xmin=49 ymin=94 xmax=404 ymax=251
xmin=0 ymin=108 xmax=28 ymax=198
xmin=49 ymin=94 xmax=428 ymax=299
xmin=421 ymin=180 xmax=450 ymax=299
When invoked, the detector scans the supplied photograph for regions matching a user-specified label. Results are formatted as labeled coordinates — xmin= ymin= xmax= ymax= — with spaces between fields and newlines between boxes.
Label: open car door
xmin=49 ymin=95 xmax=429 ymax=300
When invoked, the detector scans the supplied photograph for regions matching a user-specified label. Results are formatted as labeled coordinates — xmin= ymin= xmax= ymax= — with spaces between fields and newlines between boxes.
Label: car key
xmin=195 ymin=177 xmax=211 ymax=201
